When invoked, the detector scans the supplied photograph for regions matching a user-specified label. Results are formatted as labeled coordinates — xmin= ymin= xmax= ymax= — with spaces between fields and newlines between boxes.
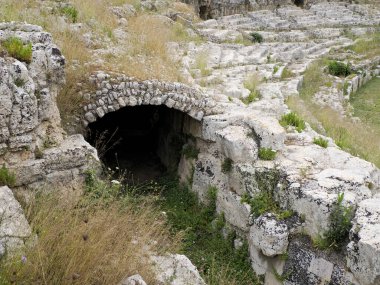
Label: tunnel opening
xmin=87 ymin=105 xmax=195 ymax=183
xmin=293 ymin=0 xmax=304 ymax=7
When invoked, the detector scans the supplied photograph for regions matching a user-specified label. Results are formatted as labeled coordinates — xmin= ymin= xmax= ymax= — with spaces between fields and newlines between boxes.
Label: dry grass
xmin=287 ymin=96 xmax=380 ymax=167
xmin=0 ymin=187 xmax=179 ymax=285
xmin=346 ymin=32 xmax=380 ymax=59
xmin=0 ymin=0 xmax=200 ymax=127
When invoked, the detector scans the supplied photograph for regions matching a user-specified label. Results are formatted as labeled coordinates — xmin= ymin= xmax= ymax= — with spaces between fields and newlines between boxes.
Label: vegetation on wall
xmin=1 ymin=37 xmax=32 ymax=63
xmin=313 ymin=193 xmax=354 ymax=251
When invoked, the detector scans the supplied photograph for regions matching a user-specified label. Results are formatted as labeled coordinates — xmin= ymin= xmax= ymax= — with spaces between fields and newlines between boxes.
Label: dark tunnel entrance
xmin=293 ymin=0 xmax=304 ymax=7
xmin=87 ymin=105 xmax=193 ymax=183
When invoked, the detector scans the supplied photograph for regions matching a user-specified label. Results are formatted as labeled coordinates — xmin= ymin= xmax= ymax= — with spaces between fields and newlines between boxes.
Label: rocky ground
xmin=0 ymin=0 xmax=380 ymax=284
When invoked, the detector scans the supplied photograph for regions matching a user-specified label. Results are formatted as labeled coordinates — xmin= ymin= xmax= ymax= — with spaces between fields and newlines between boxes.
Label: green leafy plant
xmin=59 ymin=6 xmax=79 ymax=23
xmin=258 ymin=147 xmax=277 ymax=160
xmin=313 ymin=137 xmax=328 ymax=148
xmin=273 ymin=65 xmax=279 ymax=74
xmin=328 ymin=61 xmax=352 ymax=77
xmin=182 ymin=144 xmax=199 ymax=159
xmin=313 ymin=193 xmax=354 ymax=250
xmin=221 ymin=158 xmax=233 ymax=173
xmin=250 ymin=32 xmax=263 ymax=43
xmin=0 ymin=165 xmax=16 ymax=187
xmin=2 ymin=37 xmax=32 ymax=63
xmin=280 ymin=112 xmax=306 ymax=132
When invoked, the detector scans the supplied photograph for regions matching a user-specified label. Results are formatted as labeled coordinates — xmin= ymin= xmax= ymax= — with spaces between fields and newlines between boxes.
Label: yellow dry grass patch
xmin=1 ymin=189 xmax=179 ymax=285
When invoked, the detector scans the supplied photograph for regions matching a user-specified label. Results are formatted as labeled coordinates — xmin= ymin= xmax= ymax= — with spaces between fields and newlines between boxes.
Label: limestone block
xmin=0 ymin=186 xmax=31 ymax=256
xmin=347 ymin=198 xmax=380 ymax=285
xmin=216 ymin=125 xmax=258 ymax=163
xmin=249 ymin=213 xmax=289 ymax=257
xmin=151 ymin=254 xmax=206 ymax=285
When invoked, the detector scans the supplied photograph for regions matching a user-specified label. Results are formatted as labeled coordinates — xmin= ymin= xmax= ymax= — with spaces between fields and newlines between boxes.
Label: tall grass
xmin=0 ymin=0 xmax=198 ymax=128
xmin=287 ymin=58 xmax=380 ymax=166
xmin=0 ymin=179 xmax=180 ymax=285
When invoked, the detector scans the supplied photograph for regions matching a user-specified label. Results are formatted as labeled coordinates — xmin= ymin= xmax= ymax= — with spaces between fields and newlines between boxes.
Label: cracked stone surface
xmin=0 ymin=186 xmax=31 ymax=256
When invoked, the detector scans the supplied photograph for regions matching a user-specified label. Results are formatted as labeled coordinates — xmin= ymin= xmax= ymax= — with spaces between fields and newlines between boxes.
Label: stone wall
xmin=82 ymin=72 xmax=220 ymax=125
xmin=0 ymin=23 xmax=98 ymax=187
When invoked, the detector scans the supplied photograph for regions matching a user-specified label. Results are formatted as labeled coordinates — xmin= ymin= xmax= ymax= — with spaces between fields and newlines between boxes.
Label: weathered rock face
xmin=151 ymin=254 xmax=206 ymax=285
xmin=0 ymin=23 xmax=98 ymax=187
xmin=347 ymin=198 xmax=380 ymax=285
xmin=0 ymin=186 xmax=31 ymax=256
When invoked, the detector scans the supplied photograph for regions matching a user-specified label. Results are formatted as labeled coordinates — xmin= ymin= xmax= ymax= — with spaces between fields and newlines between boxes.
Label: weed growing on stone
xmin=250 ymin=32 xmax=263 ymax=43
xmin=1 ymin=37 xmax=32 ymax=63
xmin=241 ymin=192 xmax=292 ymax=220
xmin=221 ymin=158 xmax=233 ymax=173
xmin=242 ymin=73 xmax=261 ymax=104
xmin=328 ymin=61 xmax=352 ymax=77
xmin=258 ymin=147 xmax=276 ymax=160
xmin=281 ymin=67 xmax=293 ymax=79
xmin=158 ymin=177 xmax=260 ymax=285
xmin=182 ymin=144 xmax=199 ymax=159
xmin=280 ymin=112 xmax=306 ymax=132
xmin=0 ymin=165 xmax=16 ymax=187
xmin=313 ymin=137 xmax=328 ymax=148
xmin=313 ymin=193 xmax=354 ymax=251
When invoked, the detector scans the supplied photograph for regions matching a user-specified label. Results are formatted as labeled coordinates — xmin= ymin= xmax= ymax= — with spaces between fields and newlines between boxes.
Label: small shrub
xmin=2 ymin=37 xmax=32 ymax=63
xmin=258 ymin=147 xmax=276 ymax=160
xmin=240 ymin=92 xmax=258 ymax=105
xmin=14 ymin=78 xmax=25 ymax=87
xmin=313 ymin=137 xmax=328 ymax=148
xmin=280 ymin=112 xmax=306 ymax=132
xmin=273 ymin=65 xmax=279 ymax=74
xmin=314 ymin=193 xmax=354 ymax=250
xmin=328 ymin=61 xmax=352 ymax=77
xmin=250 ymin=32 xmax=263 ymax=43
xmin=59 ymin=6 xmax=79 ymax=23
xmin=0 ymin=165 xmax=16 ymax=187
xmin=182 ymin=144 xmax=199 ymax=159
xmin=221 ymin=158 xmax=233 ymax=173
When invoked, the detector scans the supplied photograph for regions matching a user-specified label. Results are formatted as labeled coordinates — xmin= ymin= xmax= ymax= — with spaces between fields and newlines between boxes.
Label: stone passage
xmin=87 ymin=105 xmax=200 ymax=182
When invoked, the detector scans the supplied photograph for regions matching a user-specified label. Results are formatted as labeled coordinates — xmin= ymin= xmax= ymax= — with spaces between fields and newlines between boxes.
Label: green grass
xmin=258 ymin=147 xmax=276 ymax=160
xmin=313 ymin=137 xmax=328 ymax=148
xmin=280 ymin=112 xmax=306 ymax=132
xmin=0 ymin=165 xmax=16 ymax=187
xmin=1 ymin=37 xmax=32 ymax=63
xmin=159 ymin=177 xmax=260 ymax=285
xmin=350 ymin=77 xmax=380 ymax=128
xmin=281 ymin=67 xmax=293 ymax=80
xmin=346 ymin=32 xmax=380 ymax=59
xmin=287 ymin=57 xmax=380 ymax=167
